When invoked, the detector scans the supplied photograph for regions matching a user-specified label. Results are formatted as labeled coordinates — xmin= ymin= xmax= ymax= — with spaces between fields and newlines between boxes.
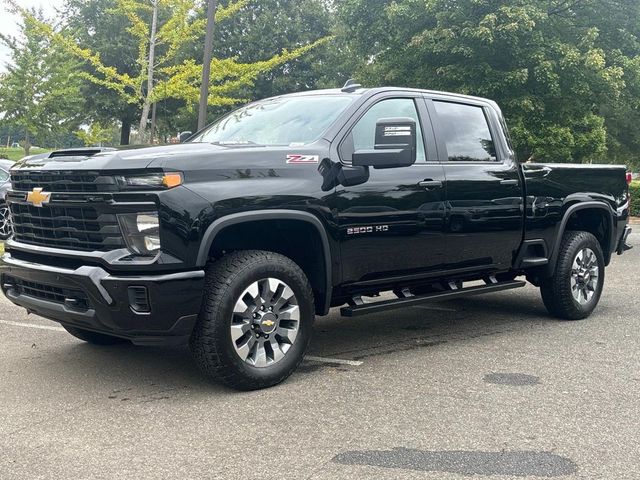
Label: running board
xmin=340 ymin=280 xmax=526 ymax=317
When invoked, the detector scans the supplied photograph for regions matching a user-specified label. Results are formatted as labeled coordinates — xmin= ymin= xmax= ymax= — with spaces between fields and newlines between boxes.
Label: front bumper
xmin=0 ymin=253 xmax=205 ymax=346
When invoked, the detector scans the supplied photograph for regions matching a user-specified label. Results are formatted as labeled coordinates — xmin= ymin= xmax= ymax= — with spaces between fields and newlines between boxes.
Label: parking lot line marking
xmin=305 ymin=355 xmax=363 ymax=366
xmin=0 ymin=319 xmax=66 ymax=332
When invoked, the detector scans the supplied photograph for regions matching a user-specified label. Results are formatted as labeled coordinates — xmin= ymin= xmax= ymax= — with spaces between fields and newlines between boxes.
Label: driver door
xmin=326 ymin=94 xmax=447 ymax=285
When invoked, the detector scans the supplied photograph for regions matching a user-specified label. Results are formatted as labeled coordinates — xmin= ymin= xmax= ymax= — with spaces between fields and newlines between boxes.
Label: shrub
xmin=0 ymin=154 xmax=8 ymax=160
xmin=630 ymin=181 xmax=640 ymax=217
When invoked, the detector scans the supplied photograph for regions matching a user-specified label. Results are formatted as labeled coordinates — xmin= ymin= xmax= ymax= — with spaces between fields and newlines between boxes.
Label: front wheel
xmin=540 ymin=231 xmax=605 ymax=320
xmin=0 ymin=202 xmax=13 ymax=240
xmin=190 ymin=250 xmax=314 ymax=390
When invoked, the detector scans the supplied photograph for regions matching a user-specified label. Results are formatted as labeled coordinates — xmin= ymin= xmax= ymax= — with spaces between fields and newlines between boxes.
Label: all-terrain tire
xmin=540 ymin=231 xmax=605 ymax=320
xmin=190 ymin=250 xmax=314 ymax=391
xmin=63 ymin=325 xmax=129 ymax=345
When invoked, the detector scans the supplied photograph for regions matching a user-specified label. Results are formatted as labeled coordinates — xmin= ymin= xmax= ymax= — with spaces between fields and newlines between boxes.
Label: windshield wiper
xmin=211 ymin=140 xmax=263 ymax=146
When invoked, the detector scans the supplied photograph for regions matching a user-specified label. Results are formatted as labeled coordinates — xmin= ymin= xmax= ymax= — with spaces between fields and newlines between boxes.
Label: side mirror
xmin=318 ymin=158 xmax=369 ymax=191
xmin=178 ymin=131 xmax=193 ymax=143
xmin=352 ymin=117 xmax=417 ymax=169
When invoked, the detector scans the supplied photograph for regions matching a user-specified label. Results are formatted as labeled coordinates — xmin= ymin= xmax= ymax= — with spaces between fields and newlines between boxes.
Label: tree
xmin=75 ymin=122 xmax=115 ymax=146
xmin=62 ymin=0 xmax=142 ymax=145
xmin=208 ymin=0 xmax=341 ymax=99
xmin=11 ymin=0 xmax=329 ymax=145
xmin=0 ymin=9 xmax=83 ymax=155
xmin=336 ymin=0 xmax=639 ymax=165
xmin=198 ymin=0 xmax=218 ymax=130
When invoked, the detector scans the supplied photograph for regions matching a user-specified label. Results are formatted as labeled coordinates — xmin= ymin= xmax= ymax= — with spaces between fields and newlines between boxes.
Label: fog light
xmin=118 ymin=212 xmax=161 ymax=256
xmin=144 ymin=235 xmax=161 ymax=251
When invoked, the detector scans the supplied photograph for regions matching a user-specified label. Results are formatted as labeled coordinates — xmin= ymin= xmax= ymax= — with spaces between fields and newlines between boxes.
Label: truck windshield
xmin=191 ymin=95 xmax=354 ymax=146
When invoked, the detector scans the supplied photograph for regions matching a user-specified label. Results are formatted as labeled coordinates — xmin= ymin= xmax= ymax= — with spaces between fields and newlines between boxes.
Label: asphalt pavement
xmin=1 ymin=234 xmax=639 ymax=480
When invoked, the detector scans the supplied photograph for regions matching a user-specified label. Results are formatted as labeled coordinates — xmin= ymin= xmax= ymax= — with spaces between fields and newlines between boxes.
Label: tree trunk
xmin=138 ymin=0 xmax=159 ymax=143
xmin=120 ymin=118 xmax=132 ymax=145
xmin=150 ymin=102 xmax=157 ymax=144
xmin=198 ymin=0 xmax=219 ymax=130
xmin=24 ymin=129 xmax=31 ymax=157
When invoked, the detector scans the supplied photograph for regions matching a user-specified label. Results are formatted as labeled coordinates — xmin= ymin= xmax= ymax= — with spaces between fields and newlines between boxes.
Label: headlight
xmin=118 ymin=212 xmax=161 ymax=256
xmin=116 ymin=172 xmax=183 ymax=190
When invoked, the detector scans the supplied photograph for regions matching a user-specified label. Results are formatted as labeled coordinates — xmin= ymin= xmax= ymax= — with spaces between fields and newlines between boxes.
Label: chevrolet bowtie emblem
xmin=26 ymin=188 xmax=51 ymax=207
xmin=262 ymin=320 xmax=275 ymax=328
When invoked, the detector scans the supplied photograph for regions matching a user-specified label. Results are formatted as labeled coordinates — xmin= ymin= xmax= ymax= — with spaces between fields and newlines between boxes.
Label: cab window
xmin=341 ymin=98 xmax=426 ymax=163
xmin=433 ymin=101 xmax=497 ymax=162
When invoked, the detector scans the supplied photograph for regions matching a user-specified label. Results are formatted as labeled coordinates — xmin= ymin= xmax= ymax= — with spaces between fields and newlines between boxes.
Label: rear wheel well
xmin=208 ymin=219 xmax=329 ymax=315
xmin=565 ymin=208 xmax=612 ymax=264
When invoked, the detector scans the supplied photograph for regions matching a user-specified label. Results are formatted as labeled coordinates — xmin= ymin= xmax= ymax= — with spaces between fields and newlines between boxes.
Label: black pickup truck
xmin=0 ymin=83 xmax=632 ymax=390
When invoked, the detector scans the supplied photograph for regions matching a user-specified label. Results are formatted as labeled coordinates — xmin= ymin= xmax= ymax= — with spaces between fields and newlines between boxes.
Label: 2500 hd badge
xmin=347 ymin=225 xmax=390 ymax=235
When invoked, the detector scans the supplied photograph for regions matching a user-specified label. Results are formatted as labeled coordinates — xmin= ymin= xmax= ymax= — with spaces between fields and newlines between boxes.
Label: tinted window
xmin=433 ymin=101 xmax=496 ymax=162
xmin=343 ymin=98 xmax=426 ymax=162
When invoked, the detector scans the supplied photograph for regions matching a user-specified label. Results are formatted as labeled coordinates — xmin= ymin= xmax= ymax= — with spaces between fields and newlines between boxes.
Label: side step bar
xmin=340 ymin=280 xmax=526 ymax=317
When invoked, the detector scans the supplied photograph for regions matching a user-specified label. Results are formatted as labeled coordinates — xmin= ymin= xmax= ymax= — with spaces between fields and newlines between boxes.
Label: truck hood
xmin=11 ymin=144 xmax=229 ymax=172
xmin=10 ymin=142 xmax=326 ymax=172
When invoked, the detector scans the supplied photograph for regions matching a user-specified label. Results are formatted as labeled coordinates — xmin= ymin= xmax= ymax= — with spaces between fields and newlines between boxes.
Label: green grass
xmin=0 ymin=147 xmax=51 ymax=162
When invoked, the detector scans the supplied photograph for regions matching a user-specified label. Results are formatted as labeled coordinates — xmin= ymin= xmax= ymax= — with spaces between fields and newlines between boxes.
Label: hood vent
xmin=48 ymin=148 xmax=116 ymax=160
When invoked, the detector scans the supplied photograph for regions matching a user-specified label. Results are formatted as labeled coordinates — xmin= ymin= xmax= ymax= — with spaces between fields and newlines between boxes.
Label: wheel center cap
xmin=259 ymin=313 xmax=278 ymax=334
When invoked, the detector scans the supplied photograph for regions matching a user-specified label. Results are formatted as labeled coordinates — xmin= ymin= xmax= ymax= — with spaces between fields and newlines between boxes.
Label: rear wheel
xmin=63 ymin=325 xmax=129 ymax=345
xmin=190 ymin=250 xmax=314 ymax=391
xmin=540 ymin=231 xmax=604 ymax=320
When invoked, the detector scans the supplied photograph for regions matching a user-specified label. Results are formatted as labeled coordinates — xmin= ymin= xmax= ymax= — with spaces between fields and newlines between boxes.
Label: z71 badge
xmin=286 ymin=154 xmax=319 ymax=164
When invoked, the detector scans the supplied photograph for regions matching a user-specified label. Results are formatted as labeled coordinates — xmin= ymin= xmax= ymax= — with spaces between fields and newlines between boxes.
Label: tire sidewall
xmin=562 ymin=234 xmax=605 ymax=316
xmin=213 ymin=259 xmax=314 ymax=384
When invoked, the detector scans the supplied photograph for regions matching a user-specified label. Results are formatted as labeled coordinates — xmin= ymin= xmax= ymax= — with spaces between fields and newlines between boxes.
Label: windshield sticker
xmin=286 ymin=154 xmax=320 ymax=164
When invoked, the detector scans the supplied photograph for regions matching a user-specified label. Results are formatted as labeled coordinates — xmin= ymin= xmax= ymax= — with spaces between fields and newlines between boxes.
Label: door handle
xmin=419 ymin=180 xmax=443 ymax=189
xmin=500 ymin=179 xmax=519 ymax=186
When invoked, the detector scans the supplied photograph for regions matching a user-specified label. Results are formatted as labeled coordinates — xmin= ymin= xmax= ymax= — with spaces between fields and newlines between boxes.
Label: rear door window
xmin=433 ymin=101 xmax=497 ymax=162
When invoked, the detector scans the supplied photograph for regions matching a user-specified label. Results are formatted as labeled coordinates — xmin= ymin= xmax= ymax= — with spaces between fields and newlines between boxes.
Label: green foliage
xmin=63 ymin=0 xmax=142 ymax=143
xmin=0 ymin=9 xmax=84 ymax=155
xmin=336 ymin=0 xmax=640 ymax=165
xmin=209 ymin=0 xmax=338 ymax=99
xmin=631 ymin=181 xmax=640 ymax=217
xmin=75 ymin=122 xmax=115 ymax=146
xmin=9 ymin=0 xmax=331 ymax=144
xmin=157 ymin=37 xmax=332 ymax=107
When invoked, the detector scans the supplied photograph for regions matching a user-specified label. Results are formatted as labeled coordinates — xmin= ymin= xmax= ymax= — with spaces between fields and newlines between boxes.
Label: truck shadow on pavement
xmin=39 ymin=289 xmax=559 ymax=393
xmin=308 ymin=290 xmax=553 ymax=362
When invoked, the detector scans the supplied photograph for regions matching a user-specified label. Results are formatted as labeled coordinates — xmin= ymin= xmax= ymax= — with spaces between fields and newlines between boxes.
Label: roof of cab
xmin=278 ymin=86 xmax=499 ymax=108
